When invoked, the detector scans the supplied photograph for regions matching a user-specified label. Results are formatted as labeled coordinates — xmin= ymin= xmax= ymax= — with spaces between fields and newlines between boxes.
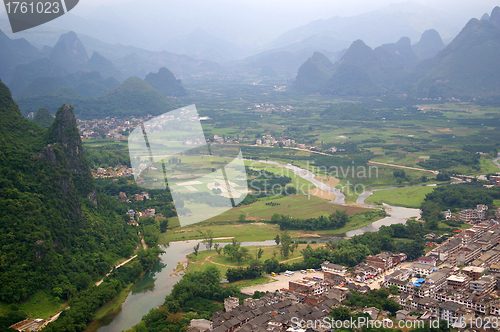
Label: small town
xmin=183 ymin=214 xmax=500 ymax=332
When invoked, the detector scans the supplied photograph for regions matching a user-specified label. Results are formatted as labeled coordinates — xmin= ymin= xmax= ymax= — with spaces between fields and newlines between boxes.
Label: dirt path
xmin=192 ymin=253 xmax=304 ymax=269
xmin=95 ymin=255 xmax=138 ymax=286
xmin=279 ymin=256 xmax=303 ymax=263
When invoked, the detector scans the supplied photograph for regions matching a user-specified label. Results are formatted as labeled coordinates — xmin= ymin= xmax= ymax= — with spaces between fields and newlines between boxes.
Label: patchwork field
xmin=365 ymin=185 xmax=436 ymax=208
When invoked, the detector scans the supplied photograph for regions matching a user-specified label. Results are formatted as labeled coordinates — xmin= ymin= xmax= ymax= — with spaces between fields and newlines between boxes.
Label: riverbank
xmin=159 ymin=211 xmax=384 ymax=244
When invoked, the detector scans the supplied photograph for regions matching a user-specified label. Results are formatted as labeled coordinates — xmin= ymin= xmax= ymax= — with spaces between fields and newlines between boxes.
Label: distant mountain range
xmin=269 ymin=2 xmax=461 ymax=50
xmin=292 ymin=6 xmax=500 ymax=98
xmin=16 ymin=76 xmax=176 ymax=119
xmin=0 ymin=29 xmax=190 ymax=117
xmin=1 ymin=1 xmax=469 ymax=81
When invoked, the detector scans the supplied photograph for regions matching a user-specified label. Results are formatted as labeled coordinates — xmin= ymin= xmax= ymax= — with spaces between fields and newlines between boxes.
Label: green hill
xmin=321 ymin=63 xmax=382 ymax=96
xmin=17 ymin=76 xmax=64 ymax=98
xmin=378 ymin=37 xmax=419 ymax=70
xmin=32 ymin=107 xmax=54 ymax=128
xmin=412 ymin=29 xmax=445 ymax=60
xmin=89 ymin=76 xmax=176 ymax=118
xmin=48 ymin=31 xmax=89 ymax=73
xmin=14 ymin=77 xmax=176 ymax=119
xmin=292 ymin=52 xmax=335 ymax=93
xmin=319 ymin=39 xmax=404 ymax=96
xmin=144 ymin=67 xmax=187 ymax=97
xmin=86 ymin=51 xmax=124 ymax=82
xmin=0 ymin=80 xmax=138 ymax=304
xmin=8 ymin=58 xmax=68 ymax=96
xmin=410 ymin=18 xmax=500 ymax=98
xmin=15 ymin=87 xmax=85 ymax=116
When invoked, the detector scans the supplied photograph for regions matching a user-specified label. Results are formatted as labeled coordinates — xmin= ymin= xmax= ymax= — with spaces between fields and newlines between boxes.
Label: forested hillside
xmin=0 ymin=80 xmax=140 ymax=303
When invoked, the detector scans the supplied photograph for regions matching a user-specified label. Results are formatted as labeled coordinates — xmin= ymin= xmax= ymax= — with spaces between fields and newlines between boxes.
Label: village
xmin=76 ymin=115 xmax=344 ymax=156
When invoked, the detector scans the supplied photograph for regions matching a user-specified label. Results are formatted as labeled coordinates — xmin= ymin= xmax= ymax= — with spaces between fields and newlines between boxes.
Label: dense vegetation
xmin=420 ymin=183 xmax=500 ymax=228
xmin=344 ymin=289 xmax=400 ymax=315
xmin=32 ymin=107 xmax=54 ymax=128
xmin=0 ymin=82 xmax=142 ymax=305
xmin=247 ymin=168 xmax=295 ymax=196
xmin=273 ymin=210 xmax=348 ymax=230
xmin=301 ymin=221 xmax=426 ymax=268
xmin=225 ymin=220 xmax=426 ymax=284
xmin=417 ymin=151 xmax=480 ymax=170
xmin=42 ymin=247 xmax=163 ymax=332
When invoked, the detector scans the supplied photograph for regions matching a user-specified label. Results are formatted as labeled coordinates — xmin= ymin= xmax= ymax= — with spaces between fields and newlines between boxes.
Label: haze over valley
xmin=2 ymin=2 xmax=500 ymax=332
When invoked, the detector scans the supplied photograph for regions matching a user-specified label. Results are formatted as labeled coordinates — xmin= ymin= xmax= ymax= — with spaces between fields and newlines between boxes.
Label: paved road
xmin=493 ymin=157 xmax=500 ymax=169
xmin=368 ymin=161 xmax=439 ymax=174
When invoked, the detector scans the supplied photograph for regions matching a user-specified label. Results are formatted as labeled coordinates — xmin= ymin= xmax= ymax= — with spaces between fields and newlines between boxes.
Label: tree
xmin=274 ymin=235 xmax=280 ymax=245
xmin=204 ymin=229 xmax=214 ymax=250
xmin=121 ymin=244 xmax=135 ymax=257
xmin=193 ymin=243 xmax=200 ymax=256
xmin=214 ymin=243 xmax=222 ymax=255
xmin=271 ymin=213 xmax=280 ymax=223
xmin=272 ymin=250 xmax=277 ymax=259
xmin=257 ymin=248 xmax=264 ymax=260
xmin=234 ymin=247 xmax=249 ymax=265
xmin=231 ymin=238 xmax=241 ymax=248
xmin=280 ymin=231 xmax=292 ymax=258
xmin=326 ymin=241 xmax=337 ymax=251
xmin=436 ymin=172 xmax=451 ymax=181
xmin=330 ymin=306 xmax=351 ymax=321
xmin=238 ymin=214 xmax=246 ymax=223
xmin=393 ymin=169 xmax=406 ymax=179
xmin=159 ymin=218 xmax=169 ymax=233
xmin=398 ymin=241 xmax=425 ymax=261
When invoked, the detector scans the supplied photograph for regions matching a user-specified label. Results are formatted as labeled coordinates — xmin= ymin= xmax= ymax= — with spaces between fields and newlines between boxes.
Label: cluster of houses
xmin=254 ymin=134 xmax=345 ymax=155
xmin=192 ymin=260 xmax=396 ymax=332
xmin=92 ymin=165 xmax=134 ymax=179
xmin=193 ymin=218 xmax=500 ymax=332
xmin=255 ymin=134 xmax=295 ymax=147
xmin=201 ymin=287 xmax=350 ymax=332
xmin=126 ymin=208 xmax=155 ymax=226
xmin=384 ymin=219 xmax=500 ymax=323
xmin=247 ymin=104 xmax=294 ymax=113
xmin=118 ymin=191 xmax=150 ymax=203
xmin=351 ymin=253 xmax=408 ymax=282
xmin=443 ymin=204 xmax=489 ymax=223
xmin=77 ymin=116 xmax=153 ymax=140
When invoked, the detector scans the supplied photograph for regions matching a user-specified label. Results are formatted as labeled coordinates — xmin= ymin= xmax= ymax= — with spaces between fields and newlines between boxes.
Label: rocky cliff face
xmin=42 ymin=104 xmax=96 ymax=207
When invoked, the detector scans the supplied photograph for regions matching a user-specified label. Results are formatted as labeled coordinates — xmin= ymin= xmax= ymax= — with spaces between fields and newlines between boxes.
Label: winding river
xmin=93 ymin=162 xmax=420 ymax=331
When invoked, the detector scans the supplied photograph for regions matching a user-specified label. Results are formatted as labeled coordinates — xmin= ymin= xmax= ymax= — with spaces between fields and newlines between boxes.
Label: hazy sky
xmin=72 ymin=0 xmax=498 ymax=21
xmin=1 ymin=0 xmax=498 ymax=50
